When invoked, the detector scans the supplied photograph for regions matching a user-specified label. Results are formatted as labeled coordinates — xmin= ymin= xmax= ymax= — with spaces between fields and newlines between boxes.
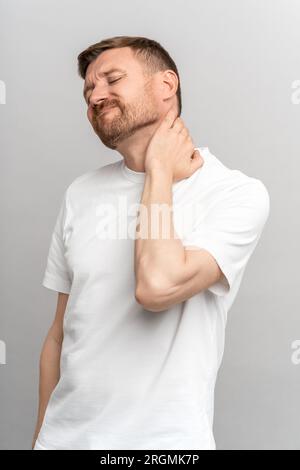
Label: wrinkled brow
xmin=83 ymin=68 xmax=126 ymax=97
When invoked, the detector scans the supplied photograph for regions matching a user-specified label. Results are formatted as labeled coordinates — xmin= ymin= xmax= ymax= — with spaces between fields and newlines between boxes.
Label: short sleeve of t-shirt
xmin=42 ymin=189 xmax=72 ymax=294
xmin=182 ymin=179 xmax=270 ymax=296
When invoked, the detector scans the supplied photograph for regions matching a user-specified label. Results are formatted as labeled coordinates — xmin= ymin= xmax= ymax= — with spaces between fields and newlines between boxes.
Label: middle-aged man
xmin=32 ymin=36 xmax=270 ymax=450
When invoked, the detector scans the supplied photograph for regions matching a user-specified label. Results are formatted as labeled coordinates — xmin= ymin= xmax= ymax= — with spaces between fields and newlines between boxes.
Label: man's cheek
xmin=87 ymin=107 xmax=94 ymax=123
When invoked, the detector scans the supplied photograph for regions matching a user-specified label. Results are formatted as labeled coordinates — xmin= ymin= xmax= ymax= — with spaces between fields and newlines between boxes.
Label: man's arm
xmin=134 ymin=167 xmax=223 ymax=312
xmin=31 ymin=292 xmax=69 ymax=449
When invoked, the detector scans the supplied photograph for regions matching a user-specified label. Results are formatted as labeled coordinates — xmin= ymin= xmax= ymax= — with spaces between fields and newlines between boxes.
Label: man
xmin=32 ymin=36 xmax=270 ymax=450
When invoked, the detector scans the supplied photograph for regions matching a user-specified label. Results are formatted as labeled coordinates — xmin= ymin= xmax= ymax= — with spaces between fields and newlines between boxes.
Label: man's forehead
xmin=86 ymin=65 xmax=127 ymax=79
xmin=85 ymin=48 xmax=136 ymax=77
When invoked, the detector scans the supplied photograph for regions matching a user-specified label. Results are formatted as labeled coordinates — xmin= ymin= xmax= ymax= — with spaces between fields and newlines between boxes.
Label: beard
xmin=90 ymin=86 xmax=161 ymax=150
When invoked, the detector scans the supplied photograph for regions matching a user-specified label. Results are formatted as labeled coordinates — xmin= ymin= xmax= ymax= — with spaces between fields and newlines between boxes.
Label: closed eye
xmin=108 ymin=77 xmax=122 ymax=85
xmin=86 ymin=77 xmax=123 ymax=104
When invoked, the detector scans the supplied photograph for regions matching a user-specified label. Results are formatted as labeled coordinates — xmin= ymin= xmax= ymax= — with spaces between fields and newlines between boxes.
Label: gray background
xmin=0 ymin=0 xmax=299 ymax=450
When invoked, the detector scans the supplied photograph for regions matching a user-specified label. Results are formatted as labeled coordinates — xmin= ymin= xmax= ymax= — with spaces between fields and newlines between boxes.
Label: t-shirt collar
xmin=120 ymin=147 xmax=208 ymax=184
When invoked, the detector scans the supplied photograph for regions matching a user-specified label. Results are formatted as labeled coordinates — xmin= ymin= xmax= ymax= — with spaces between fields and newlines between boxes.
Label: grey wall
xmin=0 ymin=0 xmax=299 ymax=450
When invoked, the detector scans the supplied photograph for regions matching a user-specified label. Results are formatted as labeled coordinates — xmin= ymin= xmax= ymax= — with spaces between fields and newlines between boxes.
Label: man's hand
xmin=144 ymin=104 xmax=204 ymax=182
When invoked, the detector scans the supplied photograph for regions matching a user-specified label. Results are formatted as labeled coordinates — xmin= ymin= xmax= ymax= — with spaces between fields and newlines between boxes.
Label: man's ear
xmin=161 ymin=70 xmax=178 ymax=100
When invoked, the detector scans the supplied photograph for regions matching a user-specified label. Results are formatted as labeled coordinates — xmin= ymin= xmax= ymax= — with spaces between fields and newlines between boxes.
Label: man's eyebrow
xmin=83 ymin=68 xmax=126 ymax=97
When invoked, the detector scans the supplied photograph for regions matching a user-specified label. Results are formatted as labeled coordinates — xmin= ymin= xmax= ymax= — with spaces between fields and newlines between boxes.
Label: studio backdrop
xmin=0 ymin=0 xmax=299 ymax=450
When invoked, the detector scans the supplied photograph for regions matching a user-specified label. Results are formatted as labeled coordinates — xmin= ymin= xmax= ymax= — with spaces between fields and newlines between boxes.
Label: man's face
xmin=84 ymin=47 xmax=162 ymax=149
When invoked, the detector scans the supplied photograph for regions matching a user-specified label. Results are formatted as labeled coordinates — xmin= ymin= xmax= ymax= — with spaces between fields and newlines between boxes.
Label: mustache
xmin=93 ymin=101 xmax=120 ymax=117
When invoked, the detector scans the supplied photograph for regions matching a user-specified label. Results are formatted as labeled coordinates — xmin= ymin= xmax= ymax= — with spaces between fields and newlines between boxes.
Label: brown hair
xmin=77 ymin=35 xmax=182 ymax=115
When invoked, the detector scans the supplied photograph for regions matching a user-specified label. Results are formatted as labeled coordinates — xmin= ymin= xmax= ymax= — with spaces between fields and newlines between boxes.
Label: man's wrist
xmin=145 ymin=162 xmax=174 ymax=182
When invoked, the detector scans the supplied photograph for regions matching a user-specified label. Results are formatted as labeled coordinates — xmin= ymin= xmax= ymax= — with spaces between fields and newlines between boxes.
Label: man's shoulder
xmin=65 ymin=160 xmax=121 ymax=194
xmin=196 ymin=147 xmax=269 ymax=195
xmin=188 ymin=147 xmax=270 ymax=218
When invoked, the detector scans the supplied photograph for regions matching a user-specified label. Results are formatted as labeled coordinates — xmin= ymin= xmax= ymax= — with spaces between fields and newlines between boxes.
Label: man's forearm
xmin=32 ymin=331 xmax=62 ymax=449
xmin=134 ymin=166 xmax=186 ymax=295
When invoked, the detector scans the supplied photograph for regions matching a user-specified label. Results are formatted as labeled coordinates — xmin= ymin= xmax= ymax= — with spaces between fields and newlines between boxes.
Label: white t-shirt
xmin=34 ymin=146 xmax=270 ymax=450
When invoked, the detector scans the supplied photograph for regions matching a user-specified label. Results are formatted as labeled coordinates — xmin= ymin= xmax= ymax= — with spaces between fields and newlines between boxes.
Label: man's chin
xmin=93 ymin=128 xmax=122 ymax=148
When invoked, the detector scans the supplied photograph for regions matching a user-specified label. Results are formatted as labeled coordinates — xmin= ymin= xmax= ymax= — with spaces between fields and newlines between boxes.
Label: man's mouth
xmin=99 ymin=105 xmax=118 ymax=116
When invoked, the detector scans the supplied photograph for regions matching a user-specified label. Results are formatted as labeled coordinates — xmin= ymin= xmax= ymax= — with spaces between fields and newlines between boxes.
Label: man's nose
xmin=89 ymin=85 xmax=109 ymax=107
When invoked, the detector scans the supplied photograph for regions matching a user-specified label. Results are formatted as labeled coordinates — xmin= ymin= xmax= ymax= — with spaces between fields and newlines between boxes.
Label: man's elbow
xmin=135 ymin=282 xmax=169 ymax=312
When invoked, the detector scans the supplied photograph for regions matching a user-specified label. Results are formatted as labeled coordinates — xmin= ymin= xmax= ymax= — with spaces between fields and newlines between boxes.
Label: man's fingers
xmin=172 ymin=118 xmax=186 ymax=133
xmin=160 ymin=106 xmax=178 ymax=130
xmin=190 ymin=150 xmax=204 ymax=172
